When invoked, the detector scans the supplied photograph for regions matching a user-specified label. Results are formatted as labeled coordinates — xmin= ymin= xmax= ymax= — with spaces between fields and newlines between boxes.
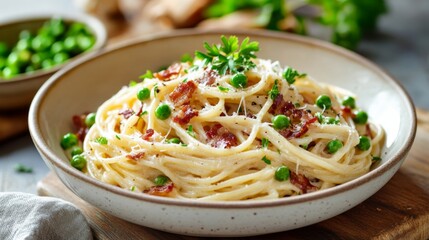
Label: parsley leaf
xmin=15 ymin=163 xmax=33 ymax=173
xmin=261 ymin=156 xmax=271 ymax=164
xmin=283 ymin=67 xmax=306 ymax=84
xmin=129 ymin=80 xmax=138 ymax=87
xmin=139 ymin=70 xmax=153 ymax=80
xmin=261 ymin=138 xmax=270 ymax=148
xmin=186 ymin=125 xmax=196 ymax=138
xmin=195 ymin=35 xmax=259 ymax=75
xmin=95 ymin=137 xmax=108 ymax=145
xmin=181 ymin=53 xmax=193 ymax=63
xmin=268 ymin=80 xmax=279 ymax=100
xmin=218 ymin=86 xmax=230 ymax=92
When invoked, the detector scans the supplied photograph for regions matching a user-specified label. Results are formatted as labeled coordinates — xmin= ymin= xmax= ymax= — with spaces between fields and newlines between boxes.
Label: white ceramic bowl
xmin=0 ymin=13 xmax=107 ymax=110
xmin=29 ymin=30 xmax=416 ymax=237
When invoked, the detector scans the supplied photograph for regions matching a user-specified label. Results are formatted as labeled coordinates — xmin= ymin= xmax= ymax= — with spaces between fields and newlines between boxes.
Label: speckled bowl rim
xmin=0 ymin=12 xmax=107 ymax=85
xmin=29 ymin=29 xmax=417 ymax=209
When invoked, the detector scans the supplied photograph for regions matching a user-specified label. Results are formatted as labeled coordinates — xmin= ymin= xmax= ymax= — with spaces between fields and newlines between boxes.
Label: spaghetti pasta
xmin=71 ymin=36 xmax=384 ymax=201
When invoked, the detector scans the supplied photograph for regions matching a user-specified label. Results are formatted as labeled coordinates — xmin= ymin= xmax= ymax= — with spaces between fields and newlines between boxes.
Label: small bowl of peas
xmin=0 ymin=13 xmax=107 ymax=110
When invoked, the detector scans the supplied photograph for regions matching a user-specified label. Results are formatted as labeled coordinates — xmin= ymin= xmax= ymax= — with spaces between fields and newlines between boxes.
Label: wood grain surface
xmin=36 ymin=111 xmax=429 ymax=240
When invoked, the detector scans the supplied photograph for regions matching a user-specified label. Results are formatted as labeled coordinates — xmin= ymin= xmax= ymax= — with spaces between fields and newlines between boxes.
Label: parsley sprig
xmin=195 ymin=36 xmax=259 ymax=75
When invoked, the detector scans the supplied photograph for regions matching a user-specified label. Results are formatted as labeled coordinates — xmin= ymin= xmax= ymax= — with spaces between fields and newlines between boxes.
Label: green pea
xmin=67 ymin=22 xmax=87 ymax=36
xmin=137 ymin=88 xmax=150 ymax=101
xmin=19 ymin=30 xmax=31 ymax=40
xmin=342 ymin=96 xmax=356 ymax=109
xmin=230 ymin=73 xmax=248 ymax=88
xmin=53 ymin=52 xmax=69 ymax=65
xmin=155 ymin=104 xmax=171 ymax=120
xmin=41 ymin=59 xmax=55 ymax=69
xmin=51 ymin=41 xmax=65 ymax=54
xmin=154 ymin=175 xmax=169 ymax=186
xmin=17 ymin=50 xmax=32 ymax=64
xmin=327 ymin=139 xmax=343 ymax=154
xmin=70 ymin=154 xmax=86 ymax=170
xmin=85 ymin=112 xmax=96 ymax=127
xmin=77 ymin=35 xmax=94 ymax=51
xmin=16 ymin=38 xmax=32 ymax=51
xmin=353 ymin=111 xmax=368 ymax=124
xmin=0 ymin=42 xmax=8 ymax=57
xmin=275 ymin=166 xmax=290 ymax=181
xmin=31 ymin=52 xmax=50 ymax=69
xmin=167 ymin=138 xmax=181 ymax=144
xmin=25 ymin=65 xmax=35 ymax=73
xmin=31 ymin=35 xmax=53 ymax=51
xmin=71 ymin=146 xmax=83 ymax=156
xmin=48 ymin=18 xmax=66 ymax=37
xmin=272 ymin=114 xmax=290 ymax=129
xmin=6 ymin=52 xmax=20 ymax=66
xmin=2 ymin=66 xmax=19 ymax=79
xmin=316 ymin=94 xmax=332 ymax=110
xmin=0 ymin=57 xmax=6 ymax=69
xmin=60 ymin=132 xmax=79 ymax=149
xmin=64 ymin=36 xmax=79 ymax=53
xmin=357 ymin=136 xmax=371 ymax=151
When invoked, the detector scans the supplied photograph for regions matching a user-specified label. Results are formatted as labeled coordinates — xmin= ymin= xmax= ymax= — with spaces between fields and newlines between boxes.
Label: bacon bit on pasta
xmin=173 ymin=105 xmax=199 ymax=125
xmin=118 ymin=109 xmax=134 ymax=119
xmin=195 ymin=69 xmax=219 ymax=86
xmin=290 ymin=172 xmax=318 ymax=194
xmin=169 ymin=80 xmax=197 ymax=106
xmin=144 ymin=182 xmax=174 ymax=196
xmin=204 ymin=123 xmax=238 ymax=148
xmin=126 ymin=152 xmax=145 ymax=160
xmin=340 ymin=106 xmax=355 ymax=119
xmin=142 ymin=129 xmax=155 ymax=141
xmin=279 ymin=117 xmax=317 ymax=139
xmin=154 ymin=63 xmax=182 ymax=81
xmin=365 ymin=124 xmax=374 ymax=139
xmin=72 ymin=114 xmax=88 ymax=141
xmin=269 ymin=95 xmax=317 ymax=139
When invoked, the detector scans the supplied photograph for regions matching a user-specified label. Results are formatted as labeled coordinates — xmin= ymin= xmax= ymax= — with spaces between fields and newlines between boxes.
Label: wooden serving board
xmin=36 ymin=110 xmax=429 ymax=240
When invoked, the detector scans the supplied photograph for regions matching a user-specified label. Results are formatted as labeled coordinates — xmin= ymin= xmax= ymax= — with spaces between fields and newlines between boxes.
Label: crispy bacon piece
xmin=118 ymin=109 xmax=134 ymax=119
xmin=72 ymin=114 xmax=88 ymax=142
xmin=204 ymin=123 xmax=238 ymax=148
xmin=269 ymin=94 xmax=317 ymax=139
xmin=144 ymin=182 xmax=174 ymax=196
xmin=341 ymin=106 xmax=355 ymax=119
xmin=169 ymin=81 xmax=197 ymax=106
xmin=279 ymin=116 xmax=318 ymax=139
xmin=365 ymin=124 xmax=374 ymax=139
xmin=142 ymin=129 xmax=155 ymax=141
xmin=154 ymin=63 xmax=182 ymax=81
xmin=173 ymin=105 xmax=199 ymax=125
xmin=195 ymin=69 xmax=218 ymax=86
xmin=290 ymin=172 xmax=318 ymax=194
xmin=126 ymin=152 xmax=145 ymax=160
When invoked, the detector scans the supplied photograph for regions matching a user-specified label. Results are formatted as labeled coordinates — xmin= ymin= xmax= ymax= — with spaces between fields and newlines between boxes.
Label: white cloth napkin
xmin=0 ymin=192 xmax=92 ymax=240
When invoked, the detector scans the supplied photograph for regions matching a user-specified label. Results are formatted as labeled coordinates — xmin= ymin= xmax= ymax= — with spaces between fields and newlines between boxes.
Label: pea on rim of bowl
xmin=0 ymin=13 xmax=107 ymax=110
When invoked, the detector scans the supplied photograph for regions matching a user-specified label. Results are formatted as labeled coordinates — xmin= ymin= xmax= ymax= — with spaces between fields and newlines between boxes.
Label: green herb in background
xmin=15 ymin=163 xmax=33 ymax=173
xmin=204 ymin=0 xmax=387 ymax=50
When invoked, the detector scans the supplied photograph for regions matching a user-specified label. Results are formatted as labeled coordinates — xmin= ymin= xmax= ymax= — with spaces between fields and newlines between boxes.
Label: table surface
xmin=0 ymin=0 xmax=428 ymax=199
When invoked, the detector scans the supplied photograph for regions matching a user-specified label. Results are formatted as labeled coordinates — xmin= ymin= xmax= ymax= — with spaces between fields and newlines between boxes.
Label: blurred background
xmin=0 ymin=0 xmax=428 ymax=193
